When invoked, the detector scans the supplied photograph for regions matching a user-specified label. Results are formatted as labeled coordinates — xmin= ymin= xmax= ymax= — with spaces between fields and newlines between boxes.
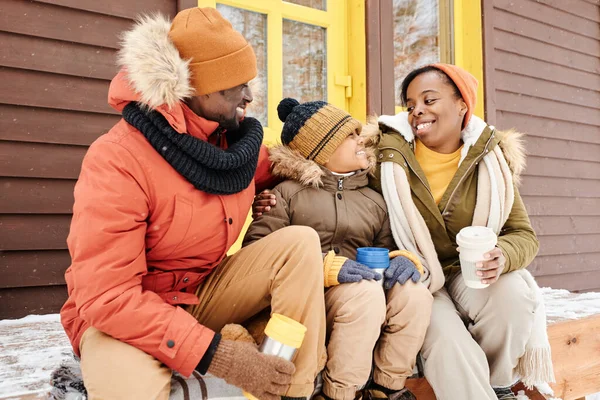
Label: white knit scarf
xmin=378 ymin=112 xmax=555 ymax=388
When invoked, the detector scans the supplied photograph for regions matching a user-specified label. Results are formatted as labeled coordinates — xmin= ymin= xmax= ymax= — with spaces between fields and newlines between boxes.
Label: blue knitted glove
xmin=338 ymin=259 xmax=382 ymax=284
xmin=383 ymin=256 xmax=421 ymax=289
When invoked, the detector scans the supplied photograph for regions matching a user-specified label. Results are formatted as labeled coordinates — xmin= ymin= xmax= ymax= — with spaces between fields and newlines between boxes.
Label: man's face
xmin=187 ymin=83 xmax=253 ymax=131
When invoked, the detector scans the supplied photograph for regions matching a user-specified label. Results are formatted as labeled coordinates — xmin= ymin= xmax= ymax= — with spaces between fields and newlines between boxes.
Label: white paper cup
xmin=456 ymin=226 xmax=497 ymax=289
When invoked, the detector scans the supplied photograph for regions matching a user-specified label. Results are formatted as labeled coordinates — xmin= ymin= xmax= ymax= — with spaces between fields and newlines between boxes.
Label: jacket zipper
xmin=338 ymin=178 xmax=344 ymax=191
xmin=441 ymin=133 xmax=495 ymax=215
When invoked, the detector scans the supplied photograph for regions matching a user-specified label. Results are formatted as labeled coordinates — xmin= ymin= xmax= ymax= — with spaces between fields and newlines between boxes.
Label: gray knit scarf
xmin=122 ymin=102 xmax=264 ymax=195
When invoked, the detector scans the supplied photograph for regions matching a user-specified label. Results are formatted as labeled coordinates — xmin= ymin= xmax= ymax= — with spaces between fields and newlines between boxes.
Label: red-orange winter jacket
xmin=60 ymin=70 xmax=274 ymax=376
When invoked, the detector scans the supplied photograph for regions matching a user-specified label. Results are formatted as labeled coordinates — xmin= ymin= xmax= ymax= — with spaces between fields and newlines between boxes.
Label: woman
xmin=372 ymin=64 xmax=553 ymax=400
xmin=254 ymin=64 xmax=553 ymax=400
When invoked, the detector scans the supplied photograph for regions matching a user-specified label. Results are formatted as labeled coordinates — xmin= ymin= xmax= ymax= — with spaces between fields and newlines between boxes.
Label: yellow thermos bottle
xmin=243 ymin=313 xmax=307 ymax=400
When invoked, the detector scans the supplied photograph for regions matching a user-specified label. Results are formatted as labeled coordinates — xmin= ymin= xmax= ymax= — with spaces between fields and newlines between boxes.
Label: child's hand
xmin=338 ymin=259 xmax=382 ymax=283
xmin=383 ymin=256 xmax=420 ymax=289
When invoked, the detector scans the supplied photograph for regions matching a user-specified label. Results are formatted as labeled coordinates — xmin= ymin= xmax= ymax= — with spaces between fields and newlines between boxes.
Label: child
xmin=243 ymin=98 xmax=433 ymax=400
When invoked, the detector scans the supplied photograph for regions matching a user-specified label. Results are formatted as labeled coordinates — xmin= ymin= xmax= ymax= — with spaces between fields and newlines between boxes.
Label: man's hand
xmin=252 ymin=190 xmax=277 ymax=218
xmin=208 ymin=340 xmax=295 ymax=400
xmin=476 ymin=247 xmax=506 ymax=285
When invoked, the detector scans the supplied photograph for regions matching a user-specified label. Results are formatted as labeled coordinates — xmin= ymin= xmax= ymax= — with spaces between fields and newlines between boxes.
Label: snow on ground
xmin=541 ymin=287 xmax=600 ymax=323
xmin=1 ymin=288 xmax=599 ymax=399
xmin=0 ymin=314 xmax=70 ymax=399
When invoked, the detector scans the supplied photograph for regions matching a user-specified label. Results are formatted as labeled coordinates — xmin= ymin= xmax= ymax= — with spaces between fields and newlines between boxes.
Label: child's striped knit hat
xmin=277 ymin=98 xmax=362 ymax=165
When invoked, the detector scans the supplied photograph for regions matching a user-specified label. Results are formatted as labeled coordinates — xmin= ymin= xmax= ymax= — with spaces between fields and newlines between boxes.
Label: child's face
xmin=324 ymin=131 xmax=370 ymax=173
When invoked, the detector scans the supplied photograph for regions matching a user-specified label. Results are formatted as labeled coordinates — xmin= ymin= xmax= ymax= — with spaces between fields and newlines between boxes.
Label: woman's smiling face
xmin=405 ymin=70 xmax=467 ymax=153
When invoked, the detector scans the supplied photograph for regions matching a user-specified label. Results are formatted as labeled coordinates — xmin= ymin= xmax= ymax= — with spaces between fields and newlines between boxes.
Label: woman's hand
xmin=476 ymin=247 xmax=506 ymax=285
xmin=252 ymin=190 xmax=277 ymax=218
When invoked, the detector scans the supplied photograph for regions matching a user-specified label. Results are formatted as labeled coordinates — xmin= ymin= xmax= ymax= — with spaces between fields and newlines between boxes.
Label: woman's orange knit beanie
xmin=431 ymin=63 xmax=478 ymax=128
xmin=168 ymin=7 xmax=257 ymax=95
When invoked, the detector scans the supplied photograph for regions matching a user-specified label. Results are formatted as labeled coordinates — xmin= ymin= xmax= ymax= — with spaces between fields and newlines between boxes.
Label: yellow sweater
xmin=415 ymin=139 xmax=463 ymax=205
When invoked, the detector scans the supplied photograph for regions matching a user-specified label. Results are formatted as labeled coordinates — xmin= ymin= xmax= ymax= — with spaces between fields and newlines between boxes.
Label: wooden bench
xmin=1 ymin=288 xmax=599 ymax=400
xmin=405 ymin=288 xmax=600 ymax=400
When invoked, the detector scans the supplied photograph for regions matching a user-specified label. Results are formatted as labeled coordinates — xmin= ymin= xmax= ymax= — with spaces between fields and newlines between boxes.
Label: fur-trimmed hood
xmin=269 ymin=120 xmax=380 ymax=188
xmin=377 ymin=111 xmax=527 ymax=184
xmin=108 ymin=14 xmax=195 ymax=133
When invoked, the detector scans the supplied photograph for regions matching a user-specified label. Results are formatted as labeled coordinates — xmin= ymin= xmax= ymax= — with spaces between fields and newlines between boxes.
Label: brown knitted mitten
xmin=208 ymin=339 xmax=296 ymax=400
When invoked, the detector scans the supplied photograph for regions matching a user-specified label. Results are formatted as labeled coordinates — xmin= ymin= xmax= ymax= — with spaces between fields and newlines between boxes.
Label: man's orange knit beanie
xmin=431 ymin=63 xmax=478 ymax=129
xmin=168 ymin=7 xmax=257 ymax=95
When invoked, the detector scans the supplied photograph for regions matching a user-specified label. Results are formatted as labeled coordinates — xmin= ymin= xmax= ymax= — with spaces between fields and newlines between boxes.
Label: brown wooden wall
xmin=0 ymin=0 xmax=199 ymax=319
xmin=482 ymin=0 xmax=600 ymax=292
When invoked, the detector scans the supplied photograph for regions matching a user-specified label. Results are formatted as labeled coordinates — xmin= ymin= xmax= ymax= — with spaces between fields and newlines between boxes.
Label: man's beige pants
xmin=421 ymin=271 xmax=538 ymax=400
xmin=79 ymin=226 xmax=327 ymax=400
xmin=322 ymin=280 xmax=432 ymax=400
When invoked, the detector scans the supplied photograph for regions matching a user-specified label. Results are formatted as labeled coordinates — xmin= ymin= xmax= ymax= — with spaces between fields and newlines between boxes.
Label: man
xmin=60 ymin=8 xmax=326 ymax=400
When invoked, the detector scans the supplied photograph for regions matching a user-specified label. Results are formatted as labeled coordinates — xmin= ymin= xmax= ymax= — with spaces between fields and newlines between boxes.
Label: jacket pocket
xmin=147 ymin=194 xmax=193 ymax=260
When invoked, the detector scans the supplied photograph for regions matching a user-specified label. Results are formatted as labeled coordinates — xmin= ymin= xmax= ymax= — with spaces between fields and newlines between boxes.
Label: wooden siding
xmin=365 ymin=0 xmax=396 ymax=116
xmin=0 ymin=0 xmax=183 ymax=319
xmin=482 ymin=0 xmax=600 ymax=292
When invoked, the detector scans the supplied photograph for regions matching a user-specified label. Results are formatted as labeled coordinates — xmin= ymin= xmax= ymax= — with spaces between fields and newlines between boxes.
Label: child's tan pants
xmin=322 ymin=280 xmax=433 ymax=400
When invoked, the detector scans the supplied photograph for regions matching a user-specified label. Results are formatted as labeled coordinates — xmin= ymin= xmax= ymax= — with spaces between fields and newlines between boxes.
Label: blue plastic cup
xmin=356 ymin=247 xmax=389 ymax=285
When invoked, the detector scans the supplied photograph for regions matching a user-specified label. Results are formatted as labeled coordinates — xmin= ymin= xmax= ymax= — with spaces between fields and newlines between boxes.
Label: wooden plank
xmin=494 ymin=30 xmax=600 ymax=74
xmin=379 ymin=0 xmax=395 ymax=115
xmin=523 ymin=196 xmax=600 ymax=216
xmin=535 ymin=0 xmax=600 ymax=23
xmin=525 ymin=157 xmax=600 ymax=181
xmin=496 ymin=91 xmax=600 ymax=126
xmin=365 ymin=0 xmax=382 ymax=116
xmin=494 ymin=70 xmax=600 ymax=110
xmin=528 ymin=253 xmax=600 ymax=276
xmin=580 ymin=287 xmax=600 ymax=293
xmin=492 ymin=7 xmax=600 ymax=57
xmin=0 ymin=104 xmax=119 ymax=146
xmin=36 ymin=0 xmax=176 ymax=20
xmin=496 ymin=111 xmax=600 ymax=145
xmin=402 ymin=378 xmax=547 ymax=400
xmin=178 ymin=0 xmax=199 ymax=11
xmin=535 ymin=269 xmax=600 ymax=291
xmin=404 ymin=378 xmax=435 ymax=400
xmin=0 ymin=0 xmax=133 ymax=49
xmin=524 ymin=136 xmax=600 ymax=163
xmin=520 ymin=176 xmax=600 ymax=198
xmin=0 ymin=250 xmax=69 ymax=289
xmin=530 ymin=215 xmax=600 ymax=236
xmin=537 ymin=234 xmax=600 ymax=256
xmin=493 ymin=50 xmax=600 ymax=92
xmin=482 ymin=0 xmax=498 ymax=124
xmin=0 ymin=68 xmax=116 ymax=115
xmin=0 ymin=214 xmax=71 ymax=251
xmin=548 ymin=315 xmax=600 ymax=400
xmin=0 ymin=285 xmax=67 ymax=319
xmin=0 ymin=177 xmax=75 ymax=214
xmin=0 ymin=141 xmax=86 ymax=180
xmin=0 ymin=31 xmax=118 ymax=80
xmin=493 ymin=0 xmax=600 ymax=39
xmin=511 ymin=382 xmax=547 ymax=400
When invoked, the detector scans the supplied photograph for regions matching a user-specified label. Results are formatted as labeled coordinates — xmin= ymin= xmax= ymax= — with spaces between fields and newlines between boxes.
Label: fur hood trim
xmin=378 ymin=112 xmax=526 ymax=183
xmin=118 ymin=14 xmax=193 ymax=108
xmin=496 ymin=128 xmax=527 ymax=185
xmin=269 ymin=120 xmax=380 ymax=188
